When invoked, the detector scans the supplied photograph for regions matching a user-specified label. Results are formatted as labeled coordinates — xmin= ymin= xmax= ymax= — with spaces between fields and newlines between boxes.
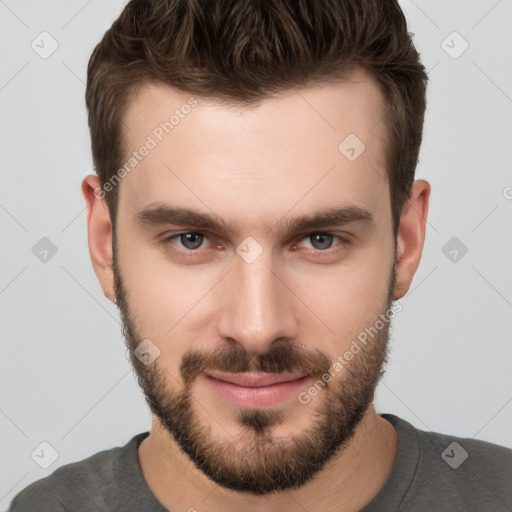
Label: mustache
xmin=180 ymin=342 xmax=332 ymax=387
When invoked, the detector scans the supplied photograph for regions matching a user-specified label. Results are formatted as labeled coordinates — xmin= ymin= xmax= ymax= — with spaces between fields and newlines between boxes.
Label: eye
xmin=175 ymin=232 xmax=205 ymax=250
xmin=299 ymin=233 xmax=335 ymax=250
xmin=295 ymin=232 xmax=350 ymax=257
xmin=163 ymin=232 xmax=211 ymax=252
xmin=159 ymin=231 xmax=350 ymax=259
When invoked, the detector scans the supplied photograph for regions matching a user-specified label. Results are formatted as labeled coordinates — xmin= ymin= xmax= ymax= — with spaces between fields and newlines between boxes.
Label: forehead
xmin=118 ymin=69 xmax=389 ymax=232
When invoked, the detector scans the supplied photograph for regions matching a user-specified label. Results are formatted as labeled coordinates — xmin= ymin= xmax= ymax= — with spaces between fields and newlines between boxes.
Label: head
xmin=82 ymin=0 xmax=430 ymax=496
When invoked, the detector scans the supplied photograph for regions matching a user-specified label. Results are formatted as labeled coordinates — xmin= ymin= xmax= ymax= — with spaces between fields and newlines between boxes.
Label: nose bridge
xmin=216 ymin=247 xmax=297 ymax=353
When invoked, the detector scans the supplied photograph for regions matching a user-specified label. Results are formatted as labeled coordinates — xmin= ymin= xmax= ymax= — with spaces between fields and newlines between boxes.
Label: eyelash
xmin=158 ymin=231 xmax=351 ymax=259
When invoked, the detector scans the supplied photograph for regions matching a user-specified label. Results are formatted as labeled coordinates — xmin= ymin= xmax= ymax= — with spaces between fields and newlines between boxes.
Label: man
xmin=9 ymin=0 xmax=512 ymax=511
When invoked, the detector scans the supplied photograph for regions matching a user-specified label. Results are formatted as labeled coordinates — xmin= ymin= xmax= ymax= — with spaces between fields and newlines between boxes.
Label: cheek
xmin=119 ymin=252 xmax=208 ymax=377
xmin=290 ymin=245 xmax=393 ymax=349
xmin=116 ymin=233 xmax=207 ymax=339
xmin=120 ymin=260 xmax=255 ymax=382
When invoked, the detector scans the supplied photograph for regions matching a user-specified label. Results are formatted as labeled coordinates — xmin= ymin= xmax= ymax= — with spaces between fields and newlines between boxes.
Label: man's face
xmin=112 ymin=68 xmax=397 ymax=494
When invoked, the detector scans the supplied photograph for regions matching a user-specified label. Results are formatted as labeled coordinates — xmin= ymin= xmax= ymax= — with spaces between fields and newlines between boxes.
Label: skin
xmin=82 ymin=67 xmax=430 ymax=511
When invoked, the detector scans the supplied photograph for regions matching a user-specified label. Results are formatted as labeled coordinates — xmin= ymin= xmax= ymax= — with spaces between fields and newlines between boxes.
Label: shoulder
xmin=398 ymin=416 xmax=512 ymax=511
xmin=7 ymin=440 xmax=130 ymax=512
xmin=418 ymin=425 xmax=512 ymax=479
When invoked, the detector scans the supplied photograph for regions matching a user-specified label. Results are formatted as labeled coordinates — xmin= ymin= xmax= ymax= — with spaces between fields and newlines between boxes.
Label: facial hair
xmin=112 ymin=240 xmax=397 ymax=495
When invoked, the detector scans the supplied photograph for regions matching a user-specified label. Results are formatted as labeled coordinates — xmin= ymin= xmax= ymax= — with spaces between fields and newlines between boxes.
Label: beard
xmin=112 ymin=243 xmax=397 ymax=495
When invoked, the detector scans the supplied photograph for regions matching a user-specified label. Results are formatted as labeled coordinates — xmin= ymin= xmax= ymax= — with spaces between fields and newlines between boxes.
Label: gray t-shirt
xmin=8 ymin=414 xmax=512 ymax=511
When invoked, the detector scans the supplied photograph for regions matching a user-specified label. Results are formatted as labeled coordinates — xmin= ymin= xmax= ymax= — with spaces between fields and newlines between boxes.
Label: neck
xmin=138 ymin=405 xmax=398 ymax=512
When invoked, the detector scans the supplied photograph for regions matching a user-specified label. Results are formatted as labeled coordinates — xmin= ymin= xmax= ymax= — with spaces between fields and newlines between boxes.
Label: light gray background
xmin=1 ymin=0 xmax=511 ymax=509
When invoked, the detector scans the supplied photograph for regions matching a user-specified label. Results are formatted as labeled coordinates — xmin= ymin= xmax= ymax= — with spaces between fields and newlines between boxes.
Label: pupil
xmin=312 ymin=233 xmax=332 ymax=250
xmin=182 ymin=233 xmax=203 ymax=249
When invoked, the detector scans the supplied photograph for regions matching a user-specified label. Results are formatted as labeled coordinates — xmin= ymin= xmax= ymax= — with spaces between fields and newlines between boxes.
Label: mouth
xmin=204 ymin=370 xmax=308 ymax=387
xmin=200 ymin=371 xmax=312 ymax=408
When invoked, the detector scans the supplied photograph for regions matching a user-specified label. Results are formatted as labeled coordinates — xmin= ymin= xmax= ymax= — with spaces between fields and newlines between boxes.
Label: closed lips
xmin=204 ymin=371 xmax=309 ymax=388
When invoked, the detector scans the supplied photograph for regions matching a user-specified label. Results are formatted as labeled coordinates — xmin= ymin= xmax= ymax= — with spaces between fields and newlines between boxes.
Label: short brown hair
xmin=86 ymin=0 xmax=428 ymax=236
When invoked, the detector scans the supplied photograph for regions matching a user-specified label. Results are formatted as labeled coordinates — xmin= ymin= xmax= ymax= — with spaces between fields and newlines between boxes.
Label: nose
xmin=216 ymin=249 xmax=299 ymax=355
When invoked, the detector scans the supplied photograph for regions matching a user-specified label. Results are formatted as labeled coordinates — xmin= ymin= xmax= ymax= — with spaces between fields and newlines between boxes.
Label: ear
xmin=394 ymin=179 xmax=431 ymax=299
xmin=81 ymin=175 xmax=116 ymax=303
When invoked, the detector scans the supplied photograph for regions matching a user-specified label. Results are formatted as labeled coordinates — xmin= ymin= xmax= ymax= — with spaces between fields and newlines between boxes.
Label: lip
xmin=204 ymin=370 xmax=307 ymax=387
xmin=200 ymin=371 xmax=312 ymax=408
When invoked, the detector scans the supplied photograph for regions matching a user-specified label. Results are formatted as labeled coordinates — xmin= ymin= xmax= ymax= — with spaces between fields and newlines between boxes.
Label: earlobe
xmin=393 ymin=179 xmax=431 ymax=300
xmin=81 ymin=175 xmax=116 ymax=303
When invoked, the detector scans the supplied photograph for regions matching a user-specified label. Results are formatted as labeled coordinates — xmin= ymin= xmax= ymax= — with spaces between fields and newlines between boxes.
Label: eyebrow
xmin=135 ymin=203 xmax=373 ymax=236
